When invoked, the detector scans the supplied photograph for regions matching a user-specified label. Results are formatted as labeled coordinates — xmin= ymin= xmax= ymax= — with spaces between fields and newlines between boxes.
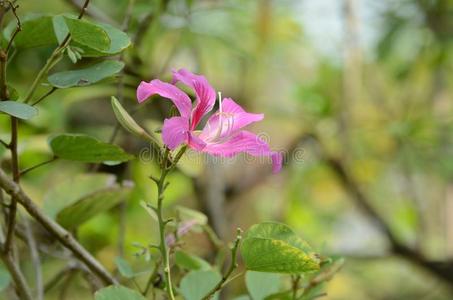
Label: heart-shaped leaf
xmin=115 ymin=257 xmax=135 ymax=279
xmin=49 ymin=133 xmax=133 ymax=163
xmin=48 ymin=60 xmax=124 ymax=88
xmin=179 ymin=270 xmax=221 ymax=300
xmin=245 ymin=271 xmax=281 ymax=300
xmin=95 ymin=285 xmax=146 ymax=300
xmin=241 ymin=222 xmax=320 ymax=274
xmin=0 ymin=101 xmax=38 ymax=120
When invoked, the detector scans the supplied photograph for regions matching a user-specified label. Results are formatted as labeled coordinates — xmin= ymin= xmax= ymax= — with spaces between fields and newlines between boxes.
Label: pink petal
xmin=188 ymin=132 xmax=207 ymax=151
xmin=172 ymin=69 xmax=216 ymax=128
xmin=162 ymin=116 xmax=190 ymax=150
xmin=202 ymin=131 xmax=282 ymax=172
xmin=200 ymin=98 xmax=263 ymax=141
xmin=137 ymin=80 xmax=192 ymax=118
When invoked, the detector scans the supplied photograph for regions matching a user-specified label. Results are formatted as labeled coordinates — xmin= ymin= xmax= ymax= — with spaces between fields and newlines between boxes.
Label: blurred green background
xmin=1 ymin=0 xmax=452 ymax=299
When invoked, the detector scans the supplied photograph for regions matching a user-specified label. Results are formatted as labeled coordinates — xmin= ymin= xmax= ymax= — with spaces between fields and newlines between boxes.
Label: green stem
xmin=23 ymin=49 xmax=64 ymax=104
xmin=202 ymin=228 xmax=243 ymax=300
xmin=154 ymin=146 xmax=186 ymax=300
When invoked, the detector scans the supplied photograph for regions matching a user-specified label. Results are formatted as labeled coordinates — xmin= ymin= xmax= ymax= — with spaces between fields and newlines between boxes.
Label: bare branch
xmin=5 ymin=1 xmax=21 ymax=54
xmin=0 ymin=250 xmax=33 ymax=300
xmin=0 ymin=167 xmax=117 ymax=286
xmin=24 ymin=217 xmax=43 ymax=300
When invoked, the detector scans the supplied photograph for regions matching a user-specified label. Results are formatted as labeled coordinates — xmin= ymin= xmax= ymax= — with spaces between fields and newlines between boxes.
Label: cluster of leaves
xmin=97 ymin=221 xmax=343 ymax=300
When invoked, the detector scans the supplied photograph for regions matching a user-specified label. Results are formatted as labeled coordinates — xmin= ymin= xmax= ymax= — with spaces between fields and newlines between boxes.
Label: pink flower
xmin=137 ymin=69 xmax=283 ymax=173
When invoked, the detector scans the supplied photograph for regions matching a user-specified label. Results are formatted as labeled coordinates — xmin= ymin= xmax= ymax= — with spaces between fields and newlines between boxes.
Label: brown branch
xmin=4 ymin=116 xmax=18 ymax=254
xmin=0 ymin=250 xmax=33 ymax=300
xmin=0 ymin=167 xmax=117 ymax=286
xmin=23 ymin=217 xmax=43 ymax=300
xmin=5 ymin=1 xmax=21 ymax=54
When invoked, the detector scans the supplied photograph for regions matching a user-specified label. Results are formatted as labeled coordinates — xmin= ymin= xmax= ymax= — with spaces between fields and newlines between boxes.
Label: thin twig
xmin=291 ymin=275 xmax=301 ymax=300
xmin=143 ymin=260 xmax=161 ymax=296
xmin=4 ymin=116 xmax=18 ymax=254
xmin=24 ymin=217 xmax=43 ymax=300
xmin=31 ymin=87 xmax=57 ymax=106
xmin=44 ymin=263 xmax=77 ymax=293
xmin=0 ymin=250 xmax=33 ymax=300
xmin=19 ymin=157 xmax=57 ymax=176
xmin=5 ymin=1 xmax=21 ymax=54
xmin=202 ymin=228 xmax=242 ymax=300
xmin=0 ymin=139 xmax=8 ymax=148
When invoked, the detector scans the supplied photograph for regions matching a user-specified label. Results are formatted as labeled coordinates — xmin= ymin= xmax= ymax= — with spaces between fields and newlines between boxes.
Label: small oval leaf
xmin=241 ymin=222 xmax=320 ymax=274
xmin=115 ymin=257 xmax=135 ymax=279
xmin=63 ymin=17 xmax=110 ymax=51
xmin=49 ymin=133 xmax=133 ymax=163
xmin=48 ymin=60 xmax=124 ymax=88
xmin=0 ymin=101 xmax=38 ymax=120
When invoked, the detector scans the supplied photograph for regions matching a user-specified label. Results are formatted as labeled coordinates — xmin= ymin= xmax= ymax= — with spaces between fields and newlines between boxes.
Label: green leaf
xmin=0 ymin=265 xmax=11 ymax=291
xmin=43 ymin=174 xmax=116 ymax=219
xmin=82 ymin=22 xmax=131 ymax=57
xmin=179 ymin=270 xmax=222 ymax=300
xmin=42 ymin=173 xmax=132 ymax=229
xmin=52 ymin=15 xmax=68 ymax=44
xmin=0 ymin=101 xmax=38 ymax=120
xmin=63 ymin=17 xmax=110 ymax=51
xmin=48 ymin=60 xmax=124 ymax=88
xmin=95 ymin=285 xmax=146 ymax=300
xmin=115 ymin=257 xmax=135 ymax=278
xmin=49 ymin=134 xmax=133 ymax=163
xmin=241 ymin=222 xmax=320 ymax=274
xmin=5 ymin=15 xmax=57 ymax=49
xmin=56 ymin=181 xmax=132 ymax=229
xmin=245 ymin=271 xmax=281 ymax=300
xmin=175 ymin=250 xmax=211 ymax=271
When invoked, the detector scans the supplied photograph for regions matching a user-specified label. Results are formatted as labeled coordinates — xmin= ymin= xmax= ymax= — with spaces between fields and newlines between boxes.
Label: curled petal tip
xmin=271 ymin=152 xmax=283 ymax=173
xmin=136 ymin=81 xmax=150 ymax=103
